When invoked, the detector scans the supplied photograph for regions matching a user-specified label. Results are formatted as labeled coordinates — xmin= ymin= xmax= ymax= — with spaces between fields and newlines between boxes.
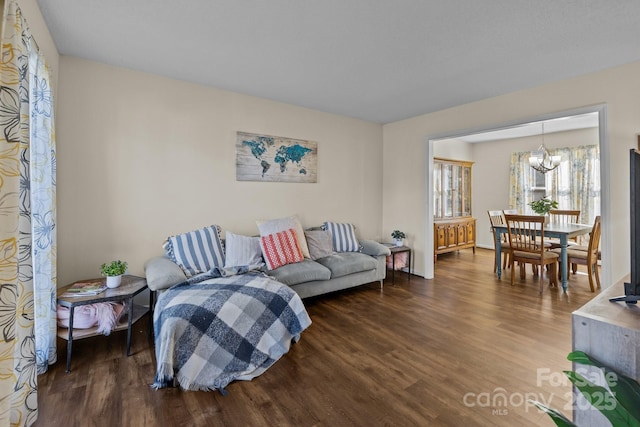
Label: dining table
xmin=492 ymin=222 xmax=593 ymax=292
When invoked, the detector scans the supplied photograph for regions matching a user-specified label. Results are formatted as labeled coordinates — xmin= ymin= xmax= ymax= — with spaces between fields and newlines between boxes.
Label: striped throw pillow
xmin=164 ymin=225 xmax=225 ymax=277
xmin=260 ymin=228 xmax=304 ymax=270
xmin=322 ymin=222 xmax=360 ymax=252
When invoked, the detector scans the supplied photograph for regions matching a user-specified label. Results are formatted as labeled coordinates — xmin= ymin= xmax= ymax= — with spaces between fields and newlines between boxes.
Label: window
xmin=510 ymin=145 xmax=600 ymax=226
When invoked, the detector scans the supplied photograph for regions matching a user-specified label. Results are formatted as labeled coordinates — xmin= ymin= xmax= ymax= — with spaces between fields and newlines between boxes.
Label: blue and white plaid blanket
xmin=152 ymin=270 xmax=311 ymax=393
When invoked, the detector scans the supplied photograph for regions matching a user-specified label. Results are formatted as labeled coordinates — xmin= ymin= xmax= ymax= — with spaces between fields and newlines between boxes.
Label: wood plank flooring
xmin=36 ymin=248 xmax=602 ymax=426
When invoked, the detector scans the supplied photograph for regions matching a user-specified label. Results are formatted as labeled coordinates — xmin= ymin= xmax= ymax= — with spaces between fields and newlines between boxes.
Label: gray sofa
xmin=144 ymin=239 xmax=391 ymax=299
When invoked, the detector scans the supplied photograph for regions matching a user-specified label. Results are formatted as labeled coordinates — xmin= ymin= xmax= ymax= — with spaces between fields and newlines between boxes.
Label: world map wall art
xmin=236 ymin=131 xmax=318 ymax=183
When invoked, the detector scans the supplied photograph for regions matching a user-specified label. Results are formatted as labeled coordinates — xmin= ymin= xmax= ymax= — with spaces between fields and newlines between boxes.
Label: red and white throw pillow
xmin=260 ymin=228 xmax=304 ymax=270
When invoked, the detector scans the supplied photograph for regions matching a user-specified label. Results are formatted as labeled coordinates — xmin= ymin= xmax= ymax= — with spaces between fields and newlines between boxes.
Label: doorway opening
xmin=424 ymin=105 xmax=610 ymax=288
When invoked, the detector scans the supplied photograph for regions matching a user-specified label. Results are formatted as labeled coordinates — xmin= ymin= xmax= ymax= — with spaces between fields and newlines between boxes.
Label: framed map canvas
xmin=236 ymin=132 xmax=318 ymax=183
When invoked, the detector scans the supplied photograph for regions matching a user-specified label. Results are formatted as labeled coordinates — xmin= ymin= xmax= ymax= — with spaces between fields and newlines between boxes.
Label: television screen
xmin=610 ymin=148 xmax=640 ymax=303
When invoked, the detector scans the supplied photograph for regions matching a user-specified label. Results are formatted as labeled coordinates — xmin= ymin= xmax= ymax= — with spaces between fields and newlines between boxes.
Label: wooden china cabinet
xmin=433 ymin=157 xmax=476 ymax=261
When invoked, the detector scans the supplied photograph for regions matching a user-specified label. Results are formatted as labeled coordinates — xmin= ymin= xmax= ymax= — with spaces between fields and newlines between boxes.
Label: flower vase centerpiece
xmin=101 ymin=260 xmax=128 ymax=288
xmin=391 ymin=230 xmax=406 ymax=247
xmin=528 ymin=197 xmax=558 ymax=224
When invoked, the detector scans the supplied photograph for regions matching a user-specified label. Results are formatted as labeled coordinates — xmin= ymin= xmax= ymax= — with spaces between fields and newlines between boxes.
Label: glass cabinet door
xmin=433 ymin=162 xmax=442 ymax=218
xmin=452 ymin=164 xmax=462 ymax=217
xmin=442 ymin=164 xmax=452 ymax=218
xmin=463 ymin=166 xmax=471 ymax=216
xmin=433 ymin=158 xmax=473 ymax=220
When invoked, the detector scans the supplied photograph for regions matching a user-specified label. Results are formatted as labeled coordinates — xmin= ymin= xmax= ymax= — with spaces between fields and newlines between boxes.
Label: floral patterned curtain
xmin=508 ymin=150 xmax=537 ymax=212
xmin=509 ymin=145 xmax=600 ymax=225
xmin=546 ymin=145 xmax=600 ymax=226
xmin=0 ymin=1 xmax=57 ymax=425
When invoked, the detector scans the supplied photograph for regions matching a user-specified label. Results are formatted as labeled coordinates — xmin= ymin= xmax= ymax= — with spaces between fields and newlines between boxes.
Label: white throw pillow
xmin=224 ymin=231 xmax=263 ymax=268
xmin=256 ymin=215 xmax=310 ymax=258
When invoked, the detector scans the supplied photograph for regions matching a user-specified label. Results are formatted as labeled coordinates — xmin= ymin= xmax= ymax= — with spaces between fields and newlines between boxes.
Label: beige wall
xmin=433 ymin=139 xmax=473 ymax=161
xmin=56 ymin=57 xmax=383 ymax=285
xmin=383 ymin=61 xmax=640 ymax=286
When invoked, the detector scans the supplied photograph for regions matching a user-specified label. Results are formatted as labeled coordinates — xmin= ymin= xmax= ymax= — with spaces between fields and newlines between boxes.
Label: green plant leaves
xmin=568 ymin=351 xmax=640 ymax=424
xmin=529 ymin=400 xmax=577 ymax=427
xmin=565 ymin=370 xmax=640 ymax=427
xmin=528 ymin=197 xmax=559 ymax=215
xmin=100 ymin=260 xmax=128 ymax=277
xmin=532 ymin=351 xmax=640 ymax=427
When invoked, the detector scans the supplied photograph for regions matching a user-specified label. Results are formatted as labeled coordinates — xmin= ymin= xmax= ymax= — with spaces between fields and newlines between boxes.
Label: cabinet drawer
xmin=466 ymin=221 xmax=475 ymax=243
xmin=435 ymin=225 xmax=447 ymax=251
xmin=457 ymin=224 xmax=467 ymax=244
xmin=446 ymin=226 xmax=457 ymax=247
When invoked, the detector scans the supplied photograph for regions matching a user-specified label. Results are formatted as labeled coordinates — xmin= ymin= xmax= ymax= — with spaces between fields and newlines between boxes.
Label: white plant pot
xmin=106 ymin=275 xmax=123 ymax=288
xmin=394 ymin=239 xmax=404 ymax=247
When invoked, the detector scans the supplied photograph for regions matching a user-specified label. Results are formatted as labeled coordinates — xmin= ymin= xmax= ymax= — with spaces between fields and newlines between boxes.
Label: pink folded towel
xmin=57 ymin=302 xmax=126 ymax=335
xmin=386 ymin=252 xmax=408 ymax=270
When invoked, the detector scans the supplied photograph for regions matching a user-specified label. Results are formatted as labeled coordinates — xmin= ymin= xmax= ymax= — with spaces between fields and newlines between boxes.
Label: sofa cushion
xmin=260 ymin=228 xmax=304 ymax=270
xmin=163 ymin=225 xmax=225 ymax=277
xmin=360 ymin=240 xmax=392 ymax=257
xmin=304 ymin=229 xmax=334 ymax=260
xmin=268 ymin=259 xmax=331 ymax=285
xmin=144 ymin=256 xmax=187 ymax=291
xmin=315 ymin=252 xmax=377 ymax=278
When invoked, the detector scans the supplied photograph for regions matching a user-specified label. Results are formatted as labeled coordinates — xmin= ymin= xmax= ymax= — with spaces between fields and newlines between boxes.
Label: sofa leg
xmin=379 ymin=280 xmax=384 ymax=289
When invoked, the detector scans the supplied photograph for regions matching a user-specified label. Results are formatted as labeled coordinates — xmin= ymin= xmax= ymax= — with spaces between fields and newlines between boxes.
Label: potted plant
xmin=101 ymin=260 xmax=128 ymax=288
xmin=528 ymin=197 xmax=559 ymax=218
xmin=391 ymin=230 xmax=406 ymax=247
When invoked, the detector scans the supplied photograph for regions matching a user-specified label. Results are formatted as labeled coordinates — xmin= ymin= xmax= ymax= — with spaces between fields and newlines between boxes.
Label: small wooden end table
xmin=386 ymin=244 xmax=412 ymax=284
xmin=56 ymin=275 xmax=150 ymax=372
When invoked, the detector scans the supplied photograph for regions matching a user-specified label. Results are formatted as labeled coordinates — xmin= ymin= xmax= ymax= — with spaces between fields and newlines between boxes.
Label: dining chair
xmin=552 ymin=216 xmax=601 ymax=292
xmin=487 ymin=210 xmax=511 ymax=273
xmin=547 ymin=209 xmax=581 ymax=248
xmin=504 ymin=214 xmax=559 ymax=293
xmin=506 ymin=209 xmax=553 ymax=276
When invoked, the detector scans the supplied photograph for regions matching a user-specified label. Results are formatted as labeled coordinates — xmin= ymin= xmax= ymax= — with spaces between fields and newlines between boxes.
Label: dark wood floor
xmin=36 ymin=248 xmax=602 ymax=426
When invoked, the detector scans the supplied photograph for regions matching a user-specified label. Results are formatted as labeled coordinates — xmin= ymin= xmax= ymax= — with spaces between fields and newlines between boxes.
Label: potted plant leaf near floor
xmin=530 ymin=351 xmax=640 ymax=427
xmin=101 ymin=260 xmax=128 ymax=288
xmin=529 ymin=197 xmax=559 ymax=223
xmin=391 ymin=230 xmax=406 ymax=247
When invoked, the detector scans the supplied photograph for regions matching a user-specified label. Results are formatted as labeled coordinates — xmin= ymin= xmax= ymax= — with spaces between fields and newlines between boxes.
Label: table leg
xmin=560 ymin=237 xmax=568 ymax=292
xmin=495 ymin=230 xmax=503 ymax=279
xmin=407 ymin=250 xmax=411 ymax=281
xmin=126 ymin=298 xmax=133 ymax=356
xmin=66 ymin=307 xmax=74 ymax=373
xmin=392 ymin=253 xmax=396 ymax=285
xmin=149 ymin=290 xmax=154 ymax=339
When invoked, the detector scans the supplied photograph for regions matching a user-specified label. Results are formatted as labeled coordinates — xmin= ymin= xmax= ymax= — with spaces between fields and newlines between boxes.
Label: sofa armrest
xmin=144 ymin=256 xmax=187 ymax=292
xmin=360 ymin=240 xmax=391 ymax=257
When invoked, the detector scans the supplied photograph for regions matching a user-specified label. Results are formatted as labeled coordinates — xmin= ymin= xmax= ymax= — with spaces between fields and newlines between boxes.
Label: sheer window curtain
xmin=508 ymin=150 xmax=537 ymax=213
xmin=0 ymin=1 xmax=57 ymax=426
xmin=508 ymin=145 xmax=600 ymax=225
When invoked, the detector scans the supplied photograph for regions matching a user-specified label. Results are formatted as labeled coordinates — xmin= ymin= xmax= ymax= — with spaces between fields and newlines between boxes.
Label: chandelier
xmin=528 ymin=122 xmax=560 ymax=173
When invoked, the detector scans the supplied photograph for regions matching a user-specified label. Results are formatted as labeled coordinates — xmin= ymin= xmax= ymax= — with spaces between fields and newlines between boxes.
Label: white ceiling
xmin=37 ymin=1 xmax=640 ymax=124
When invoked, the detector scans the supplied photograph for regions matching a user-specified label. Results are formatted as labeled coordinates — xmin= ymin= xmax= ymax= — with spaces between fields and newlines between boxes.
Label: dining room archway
xmin=423 ymin=105 xmax=610 ymax=290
